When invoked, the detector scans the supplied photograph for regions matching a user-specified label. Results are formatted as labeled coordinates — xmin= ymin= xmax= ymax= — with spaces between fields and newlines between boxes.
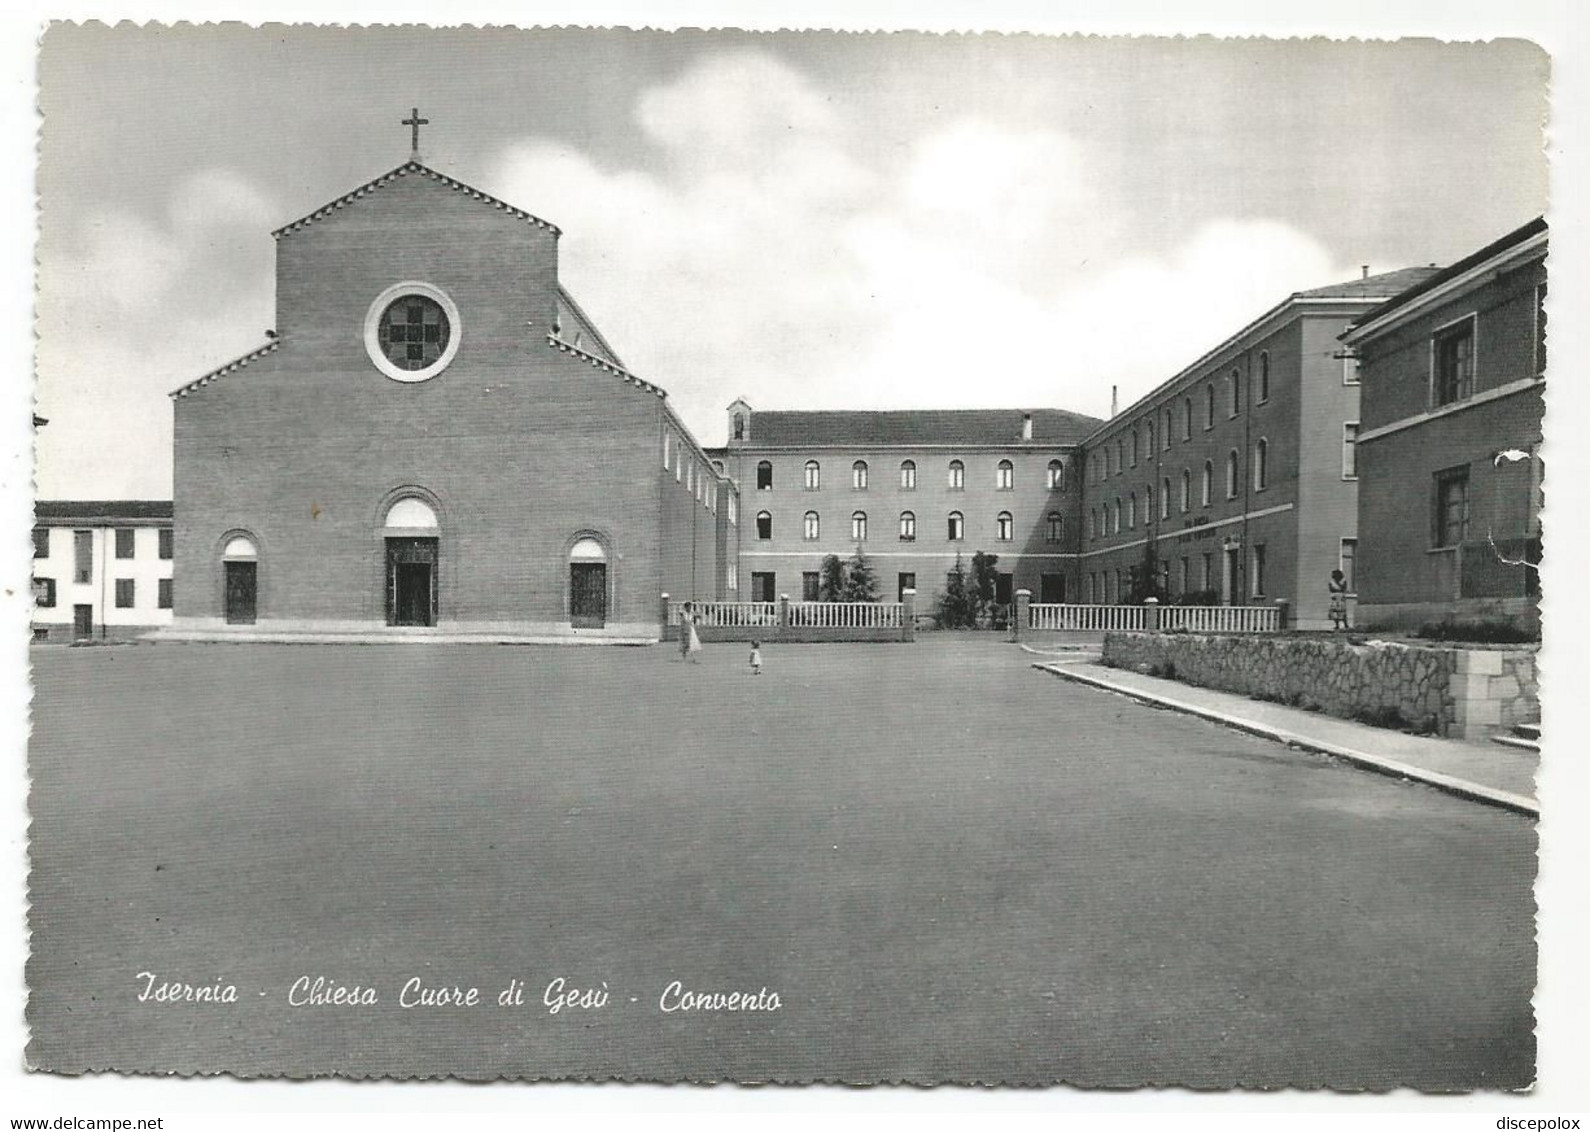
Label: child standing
xmin=749 ymin=640 xmax=763 ymax=676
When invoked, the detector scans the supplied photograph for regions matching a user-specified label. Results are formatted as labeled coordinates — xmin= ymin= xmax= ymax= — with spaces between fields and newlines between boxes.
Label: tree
xmin=970 ymin=550 xmax=1001 ymax=626
xmin=934 ymin=553 xmax=975 ymax=628
xmin=818 ymin=554 xmax=847 ymax=602
xmin=1128 ymin=539 xmax=1165 ymax=604
xmin=842 ymin=547 xmax=880 ymax=602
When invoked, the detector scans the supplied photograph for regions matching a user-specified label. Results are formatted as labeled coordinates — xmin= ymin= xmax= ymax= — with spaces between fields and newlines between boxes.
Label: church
xmin=169 ymin=125 xmax=738 ymax=639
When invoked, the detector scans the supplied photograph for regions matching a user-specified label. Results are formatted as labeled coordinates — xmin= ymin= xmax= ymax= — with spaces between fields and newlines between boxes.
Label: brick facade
xmin=171 ymin=163 xmax=737 ymax=638
xmin=1345 ymin=220 xmax=1545 ymax=632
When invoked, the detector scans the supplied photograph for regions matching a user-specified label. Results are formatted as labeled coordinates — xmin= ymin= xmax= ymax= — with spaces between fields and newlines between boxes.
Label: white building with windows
xmin=32 ymin=501 xmax=175 ymax=642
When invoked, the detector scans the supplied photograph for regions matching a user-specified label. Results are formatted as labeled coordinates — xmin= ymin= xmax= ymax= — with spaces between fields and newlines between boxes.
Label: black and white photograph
xmin=9 ymin=4 xmax=1588 ymax=1120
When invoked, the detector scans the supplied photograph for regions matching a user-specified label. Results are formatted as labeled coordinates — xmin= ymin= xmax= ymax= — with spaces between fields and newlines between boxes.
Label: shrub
xmin=1415 ymin=619 xmax=1537 ymax=645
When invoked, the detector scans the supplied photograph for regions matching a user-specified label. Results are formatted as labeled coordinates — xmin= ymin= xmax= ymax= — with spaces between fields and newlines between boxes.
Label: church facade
xmin=170 ymin=160 xmax=738 ymax=639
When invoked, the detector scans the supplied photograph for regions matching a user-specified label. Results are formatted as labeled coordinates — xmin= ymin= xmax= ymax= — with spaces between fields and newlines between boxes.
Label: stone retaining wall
xmin=1100 ymin=632 xmax=1538 ymax=740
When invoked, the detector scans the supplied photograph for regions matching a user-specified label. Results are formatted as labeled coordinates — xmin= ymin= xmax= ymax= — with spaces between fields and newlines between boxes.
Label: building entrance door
xmin=73 ymin=603 xmax=93 ymax=640
xmin=570 ymin=563 xmax=607 ymax=628
xmin=224 ymin=561 xmax=257 ymax=624
xmin=386 ymin=538 xmax=437 ymax=627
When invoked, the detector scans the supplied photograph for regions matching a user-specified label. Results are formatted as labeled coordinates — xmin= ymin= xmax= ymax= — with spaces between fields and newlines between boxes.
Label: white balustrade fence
xmin=1027 ymin=603 xmax=1280 ymax=633
xmin=671 ymin=601 xmax=779 ymax=627
xmin=789 ymin=601 xmax=903 ymax=629
xmin=1159 ymin=604 xmax=1279 ymax=633
xmin=1027 ymin=604 xmax=1146 ymax=632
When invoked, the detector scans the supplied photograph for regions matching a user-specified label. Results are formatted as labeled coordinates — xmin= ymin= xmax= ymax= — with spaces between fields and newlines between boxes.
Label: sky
xmin=33 ymin=25 xmax=1549 ymax=498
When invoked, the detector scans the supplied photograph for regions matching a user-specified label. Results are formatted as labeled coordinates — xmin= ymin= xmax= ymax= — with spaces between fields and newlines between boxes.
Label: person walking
xmin=685 ymin=603 xmax=703 ymax=662
xmin=678 ymin=601 xmax=694 ymax=661
xmin=1328 ymin=569 xmax=1350 ymax=631
xmin=749 ymin=639 xmax=763 ymax=676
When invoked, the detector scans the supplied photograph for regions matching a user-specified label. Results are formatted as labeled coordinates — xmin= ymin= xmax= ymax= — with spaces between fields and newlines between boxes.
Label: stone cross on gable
xmin=402 ymin=108 xmax=429 ymax=157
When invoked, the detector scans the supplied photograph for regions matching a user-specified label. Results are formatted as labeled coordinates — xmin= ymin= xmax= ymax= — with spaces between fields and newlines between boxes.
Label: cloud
xmin=490 ymin=52 xmax=1360 ymax=441
xmin=36 ymin=168 xmax=277 ymax=497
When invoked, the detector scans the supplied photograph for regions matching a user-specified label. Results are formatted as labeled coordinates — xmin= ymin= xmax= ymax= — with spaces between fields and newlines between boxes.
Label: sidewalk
xmin=1031 ymin=655 xmax=1538 ymax=816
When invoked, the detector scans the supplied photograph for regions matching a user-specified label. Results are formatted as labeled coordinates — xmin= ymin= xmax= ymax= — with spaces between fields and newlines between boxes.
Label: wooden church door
xmin=387 ymin=538 xmax=438 ymax=627
xmin=569 ymin=563 xmax=607 ymax=628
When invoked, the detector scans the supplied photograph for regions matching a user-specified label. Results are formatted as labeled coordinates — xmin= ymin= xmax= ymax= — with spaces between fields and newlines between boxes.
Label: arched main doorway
xmin=384 ymin=497 xmax=439 ymax=627
xmin=222 ymin=534 xmax=258 ymax=625
xmin=568 ymin=537 xmax=607 ymax=628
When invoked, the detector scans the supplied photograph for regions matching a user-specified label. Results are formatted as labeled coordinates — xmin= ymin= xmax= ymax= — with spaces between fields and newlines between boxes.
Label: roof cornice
xmin=169 ymin=340 xmax=281 ymax=399
xmin=271 ymin=161 xmax=561 ymax=240
xmin=545 ymin=334 xmax=666 ymax=399
xmin=1076 ymin=293 xmax=1403 ymax=447
xmin=1341 ymin=232 xmax=1548 ymax=346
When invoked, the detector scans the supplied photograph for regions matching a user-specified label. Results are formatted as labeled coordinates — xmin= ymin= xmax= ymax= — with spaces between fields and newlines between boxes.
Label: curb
xmin=1032 ymin=661 xmax=1539 ymax=818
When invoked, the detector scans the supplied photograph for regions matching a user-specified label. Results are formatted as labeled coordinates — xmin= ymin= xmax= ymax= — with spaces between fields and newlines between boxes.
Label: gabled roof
xmin=556 ymin=285 xmax=626 ymax=369
xmin=271 ymin=161 xmax=561 ymax=240
xmin=1295 ymin=265 xmax=1444 ymax=301
xmin=170 ymin=340 xmax=280 ymax=399
xmin=1346 ymin=217 xmax=1547 ymax=336
xmin=36 ymin=500 xmax=173 ymax=523
xmin=740 ymin=408 xmax=1102 ymax=448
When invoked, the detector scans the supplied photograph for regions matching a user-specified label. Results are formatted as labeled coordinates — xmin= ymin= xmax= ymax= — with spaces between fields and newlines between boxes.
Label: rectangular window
xmin=115 ymin=578 xmax=135 ymax=608
xmin=158 ymin=528 xmax=174 ymax=560
xmin=115 ymin=528 xmax=135 ymax=559
xmin=1433 ymin=467 xmax=1470 ymax=549
xmin=1339 ymin=538 xmax=1357 ymax=593
xmin=1342 ymin=423 xmax=1358 ymax=479
xmin=32 ymin=577 xmax=55 ymax=607
xmin=1433 ymin=319 xmax=1475 ymax=406
xmin=1343 ymin=353 xmax=1360 ymax=386
xmin=1201 ymin=553 xmax=1213 ymax=592
xmin=1251 ymin=544 xmax=1266 ymax=597
xmin=801 ymin=572 xmax=820 ymax=602
xmin=73 ymin=530 xmax=92 ymax=584
xmin=158 ymin=578 xmax=173 ymax=609
xmin=32 ymin=526 xmax=48 ymax=559
xmin=1536 ymin=281 xmax=1548 ymax=376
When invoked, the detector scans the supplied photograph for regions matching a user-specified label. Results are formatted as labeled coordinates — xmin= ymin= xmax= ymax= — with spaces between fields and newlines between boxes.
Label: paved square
xmin=27 ymin=638 xmax=1534 ymax=1086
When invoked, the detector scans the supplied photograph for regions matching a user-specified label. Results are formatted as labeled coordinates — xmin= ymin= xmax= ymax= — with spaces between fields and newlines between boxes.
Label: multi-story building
xmin=1073 ymin=267 xmax=1438 ymax=629
xmin=31 ymin=501 xmax=175 ymax=642
xmin=1342 ymin=218 xmax=1545 ymax=633
xmin=712 ymin=405 xmax=1100 ymax=609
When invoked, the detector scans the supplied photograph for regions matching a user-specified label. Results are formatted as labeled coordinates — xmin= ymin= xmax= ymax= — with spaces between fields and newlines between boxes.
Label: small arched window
xmin=1258 ymin=352 xmax=1271 ymax=403
xmin=1047 ymin=459 xmax=1064 ymax=490
xmin=1161 ymin=478 xmax=1171 ymax=519
xmin=1112 ymin=499 xmax=1122 ymax=534
xmin=1230 ymin=369 xmax=1241 ymax=418
xmin=803 ymin=511 xmax=820 ymax=540
xmin=1130 ymin=429 xmax=1140 ymax=466
xmin=996 ymin=460 xmax=1014 ymax=490
xmin=852 ymin=460 xmax=868 ymax=490
xmin=948 ymin=460 xmax=965 ymax=490
xmin=996 ymin=511 xmax=1013 ymax=541
xmin=851 ymin=511 xmax=867 ymax=541
xmin=899 ymin=511 xmax=916 ymax=541
xmin=1180 ymin=469 xmax=1190 ymax=513
xmin=804 ymin=460 xmax=821 ymax=490
xmin=732 ymin=413 xmax=746 ymax=440
xmin=900 ymin=460 xmax=917 ymax=490
xmin=1255 ymin=439 xmax=1269 ymax=491
xmin=1162 ymin=409 xmax=1171 ymax=450
xmin=1128 ymin=492 xmax=1137 ymax=529
xmin=1227 ymin=450 xmax=1240 ymax=498
xmin=1046 ymin=511 xmax=1063 ymax=542
xmin=1146 ymin=419 xmax=1156 ymax=455
xmin=1183 ymin=397 xmax=1193 ymax=440
xmin=947 ymin=511 xmax=964 ymax=541
xmin=1205 ymin=385 xmax=1216 ymax=430
xmin=756 ymin=510 xmax=772 ymax=539
xmin=1202 ymin=461 xmax=1213 ymax=507
xmin=663 ymin=432 xmax=672 ymax=469
xmin=756 ymin=461 xmax=772 ymax=490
